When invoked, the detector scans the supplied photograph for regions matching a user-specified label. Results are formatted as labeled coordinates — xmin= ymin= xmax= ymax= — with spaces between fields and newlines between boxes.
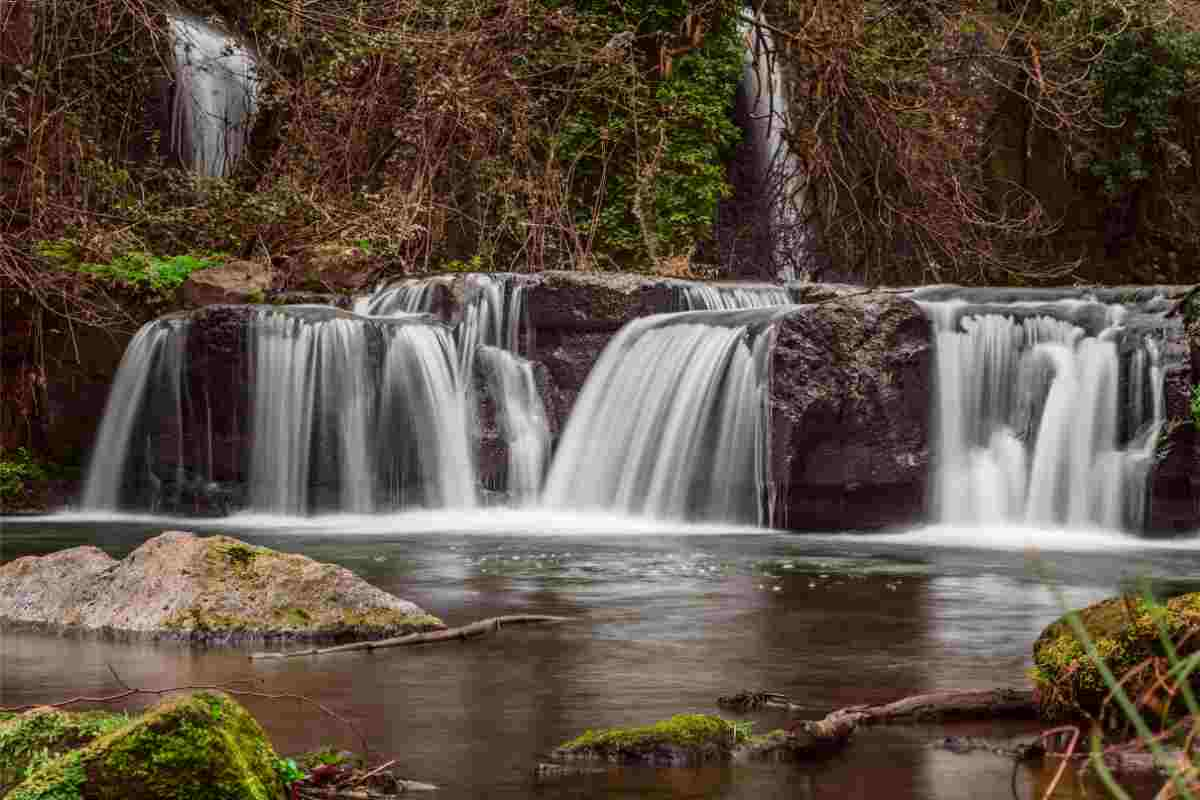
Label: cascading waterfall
xmin=669 ymin=280 xmax=792 ymax=310
xmin=356 ymin=274 xmax=551 ymax=503
xmin=918 ymin=293 xmax=1165 ymax=530
xmin=81 ymin=307 xmax=475 ymax=515
xmin=82 ymin=317 xmax=189 ymax=510
xmin=169 ymin=14 xmax=258 ymax=177
xmin=542 ymin=308 xmax=787 ymax=524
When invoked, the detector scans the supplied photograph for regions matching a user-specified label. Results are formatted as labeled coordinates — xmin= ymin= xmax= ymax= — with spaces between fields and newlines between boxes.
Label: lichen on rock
xmin=0 ymin=531 xmax=444 ymax=642
xmin=1031 ymin=593 xmax=1200 ymax=722
xmin=6 ymin=692 xmax=285 ymax=800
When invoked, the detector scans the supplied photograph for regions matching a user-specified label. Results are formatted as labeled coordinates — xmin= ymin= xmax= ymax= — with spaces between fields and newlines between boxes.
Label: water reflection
xmin=3 ymin=519 xmax=1200 ymax=798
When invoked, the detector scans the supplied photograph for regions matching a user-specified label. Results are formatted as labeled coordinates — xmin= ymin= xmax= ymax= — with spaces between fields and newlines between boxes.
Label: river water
xmin=3 ymin=513 xmax=1198 ymax=799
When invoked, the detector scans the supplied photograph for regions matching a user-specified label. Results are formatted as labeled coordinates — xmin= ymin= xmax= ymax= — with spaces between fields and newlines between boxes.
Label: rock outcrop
xmin=180 ymin=259 xmax=271 ymax=306
xmin=0 ymin=531 xmax=443 ymax=641
xmin=5 ymin=693 xmax=284 ymax=800
xmin=1149 ymin=288 xmax=1199 ymax=532
xmin=768 ymin=293 xmax=933 ymax=530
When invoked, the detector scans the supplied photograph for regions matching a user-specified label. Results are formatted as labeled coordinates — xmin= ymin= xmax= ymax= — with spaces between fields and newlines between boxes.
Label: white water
xmin=921 ymin=299 xmax=1164 ymax=530
xmin=81 ymin=308 xmax=476 ymax=514
xmin=671 ymin=280 xmax=792 ymax=310
xmin=738 ymin=12 xmax=810 ymax=282
xmin=353 ymin=275 xmax=456 ymax=317
xmin=169 ymin=14 xmax=258 ymax=177
xmin=478 ymin=346 xmax=549 ymax=505
xmin=81 ymin=319 xmax=187 ymax=509
xmin=543 ymin=310 xmax=784 ymax=523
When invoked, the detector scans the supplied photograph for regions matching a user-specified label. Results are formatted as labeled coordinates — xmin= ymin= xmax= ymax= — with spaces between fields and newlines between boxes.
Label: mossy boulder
xmin=6 ymin=692 xmax=284 ymax=800
xmin=0 ymin=531 xmax=444 ymax=642
xmin=1032 ymin=593 xmax=1200 ymax=721
xmin=0 ymin=709 xmax=130 ymax=795
xmin=553 ymin=714 xmax=745 ymax=765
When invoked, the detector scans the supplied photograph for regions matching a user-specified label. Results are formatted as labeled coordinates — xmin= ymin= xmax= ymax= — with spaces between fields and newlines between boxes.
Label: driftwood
xmin=251 ymin=615 xmax=569 ymax=660
xmin=719 ymin=687 xmax=1036 ymax=723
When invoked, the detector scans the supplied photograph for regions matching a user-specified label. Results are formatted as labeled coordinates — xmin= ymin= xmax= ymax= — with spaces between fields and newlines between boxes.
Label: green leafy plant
xmin=1191 ymin=385 xmax=1200 ymax=429
xmin=0 ymin=448 xmax=49 ymax=500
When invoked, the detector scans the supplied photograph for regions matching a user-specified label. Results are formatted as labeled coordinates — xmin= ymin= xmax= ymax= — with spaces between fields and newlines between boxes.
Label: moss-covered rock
xmin=1032 ymin=593 xmax=1200 ymax=721
xmin=0 ymin=709 xmax=130 ymax=795
xmin=6 ymin=693 xmax=285 ymax=800
xmin=553 ymin=714 xmax=745 ymax=765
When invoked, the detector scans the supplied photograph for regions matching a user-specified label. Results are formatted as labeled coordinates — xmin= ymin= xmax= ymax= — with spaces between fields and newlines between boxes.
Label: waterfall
xmin=542 ymin=308 xmax=786 ymax=524
xmin=356 ymin=274 xmax=552 ymax=503
xmin=669 ymin=280 xmax=792 ymax=310
xmin=81 ymin=307 xmax=475 ymax=515
xmin=733 ymin=11 xmax=811 ymax=282
xmin=82 ymin=317 xmax=189 ymax=510
xmin=169 ymin=14 xmax=258 ymax=177
xmin=918 ymin=294 xmax=1165 ymax=530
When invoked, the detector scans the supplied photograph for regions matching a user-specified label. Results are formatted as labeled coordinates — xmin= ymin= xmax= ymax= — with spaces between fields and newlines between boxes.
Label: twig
xmin=251 ymin=615 xmax=570 ymax=660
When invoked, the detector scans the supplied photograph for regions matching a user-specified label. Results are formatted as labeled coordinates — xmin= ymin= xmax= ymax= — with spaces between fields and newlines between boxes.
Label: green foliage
xmin=1191 ymin=385 xmax=1200 ymax=429
xmin=34 ymin=241 xmax=223 ymax=294
xmin=273 ymin=758 xmax=306 ymax=785
xmin=1 ymin=710 xmax=130 ymax=796
xmin=0 ymin=447 xmax=49 ymax=500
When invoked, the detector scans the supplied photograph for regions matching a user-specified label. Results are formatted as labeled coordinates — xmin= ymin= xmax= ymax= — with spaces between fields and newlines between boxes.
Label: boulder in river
xmin=4 ymin=693 xmax=284 ymax=800
xmin=0 ymin=531 xmax=443 ymax=642
xmin=1032 ymin=593 xmax=1200 ymax=722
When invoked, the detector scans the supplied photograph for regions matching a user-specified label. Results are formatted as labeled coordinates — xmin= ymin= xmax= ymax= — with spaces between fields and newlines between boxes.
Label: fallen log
xmin=251 ymin=615 xmax=569 ymax=660
xmin=721 ymin=687 xmax=1036 ymax=723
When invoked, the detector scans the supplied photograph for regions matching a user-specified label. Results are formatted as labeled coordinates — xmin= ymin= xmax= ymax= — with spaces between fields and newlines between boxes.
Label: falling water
xmin=81 ymin=307 xmax=475 ymax=514
xmin=918 ymin=295 xmax=1165 ymax=530
xmin=735 ymin=11 xmax=810 ymax=282
xmin=169 ymin=14 xmax=258 ymax=177
xmin=669 ymin=280 xmax=792 ymax=310
xmin=542 ymin=308 xmax=787 ymax=523
xmin=356 ymin=274 xmax=550 ymax=502
xmin=82 ymin=318 xmax=188 ymax=510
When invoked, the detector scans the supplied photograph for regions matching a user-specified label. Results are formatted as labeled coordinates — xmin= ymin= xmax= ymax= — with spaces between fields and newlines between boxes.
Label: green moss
xmin=1190 ymin=385 xmax=1199 ymax=429
xmin=0 ymin=710 xmax=130 ymax=795
xmin=9 ymin=693 xmax=285 ymax=800
xmin=1032 ymin=594 xmax=1200 ymax=721
xmin=557 ymin=714 xmax=744 ymax=762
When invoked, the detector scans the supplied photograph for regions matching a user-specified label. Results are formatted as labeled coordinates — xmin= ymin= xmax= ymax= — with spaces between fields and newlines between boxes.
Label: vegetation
xmin=1192 ymin=385 xmax=1200 ymax=429
xmin=557 ymin=713 xmax=752 ymax=760
xmin=0 ymin=447 xmax=48 ymax=500
xmin=0 ymin=710 xmax=130 ymax=794
xmin=7 ymin=693 xmax=284 ymax=800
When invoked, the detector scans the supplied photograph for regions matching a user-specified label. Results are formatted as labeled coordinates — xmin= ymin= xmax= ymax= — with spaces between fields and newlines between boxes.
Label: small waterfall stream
xmin=917 ymin=291 xmax=1168 ymax=530
xmin=169 ymin=14 xmax=258 ymax=177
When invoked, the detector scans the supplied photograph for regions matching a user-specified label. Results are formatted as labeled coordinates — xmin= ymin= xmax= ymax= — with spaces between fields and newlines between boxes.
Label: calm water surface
xmin=3 ymin=514 xmax=1198 ymax=799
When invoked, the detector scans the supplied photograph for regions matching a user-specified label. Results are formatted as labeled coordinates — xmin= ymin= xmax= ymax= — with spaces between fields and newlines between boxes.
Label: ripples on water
xmin=2 ymin=512 xmax=1198 ymax=799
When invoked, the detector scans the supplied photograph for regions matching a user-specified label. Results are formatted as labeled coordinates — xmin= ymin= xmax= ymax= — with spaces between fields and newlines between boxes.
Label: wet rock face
xmin=0 ymin=531 xmax=443 ymax=642
xmin=768 ymin=294 xmax=933 ymax=530
xmin=180 ymin=259 xmax=270 ymax=306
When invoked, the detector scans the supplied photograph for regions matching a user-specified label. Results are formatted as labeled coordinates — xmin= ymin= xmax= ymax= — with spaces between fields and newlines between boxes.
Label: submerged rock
xmin=0 ymin=531 xmax=443 ymax=642
xmin=551 ymin=714 xmax=820 ymax=766
xmin=5 ymin=693 xmax=284 ymax=800
xmin=1032 ymin=593 xmax=1200 ymax=721
xmin=553 ymin=714 xmax=743 ymax=765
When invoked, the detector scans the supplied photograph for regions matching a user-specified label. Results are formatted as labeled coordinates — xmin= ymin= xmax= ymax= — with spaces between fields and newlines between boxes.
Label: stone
xmin=767 ymin=293 xmax=933 ymax=529
xmin=6 ymin=692 xmax=285 ymax=800
xmin=524 ymin=270 xmax=674 ymax=332
xmin=1032 ymin=593 xmax=1200 ymax=721
xmin=0 ymin=531 xmax=443 ymax=642
xmin=180 ymin=260 xmax=271 ymax=306
xmin=286 ymin=243 xmax=375 ymax=293
xmin=0 ymin=708 xmax=131 ymax=795
xmin=552 ymin=714 xmax=742 ymax=765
